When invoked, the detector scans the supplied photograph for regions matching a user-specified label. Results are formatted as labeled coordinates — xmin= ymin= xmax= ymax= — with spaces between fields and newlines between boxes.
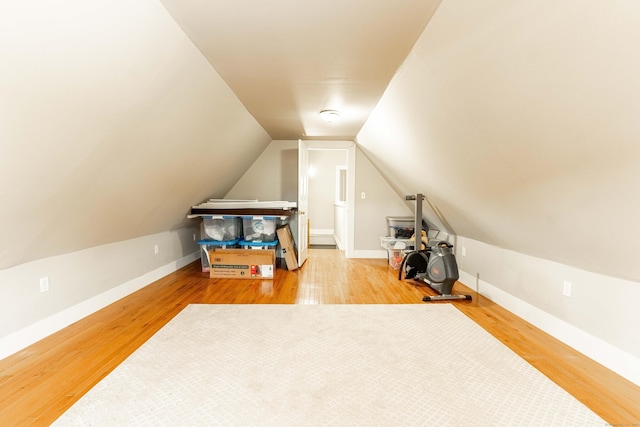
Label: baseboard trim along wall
xmin=309 ymin=228 xmax=335 ymax=246
xmin=0 ymin=251 xmax=199 ymax=361
xmin=458 ymin=270 xmax=640 ymax=387
xmin=352 ymin=249 xmax=387 ymax=259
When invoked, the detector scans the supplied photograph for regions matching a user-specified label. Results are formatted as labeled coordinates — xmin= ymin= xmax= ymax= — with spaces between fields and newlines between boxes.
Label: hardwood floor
xmin=0 ymin=249 xmax=638 ymax=425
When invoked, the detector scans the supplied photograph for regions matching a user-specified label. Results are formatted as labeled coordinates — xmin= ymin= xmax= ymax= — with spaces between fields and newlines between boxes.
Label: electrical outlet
xmin=563 ymin=280 xmax=572 ymax=297
xmin=39 ymin=277 xmax=49 ymax=293
xmin=154 ymin=244 xmax=159 ymax=255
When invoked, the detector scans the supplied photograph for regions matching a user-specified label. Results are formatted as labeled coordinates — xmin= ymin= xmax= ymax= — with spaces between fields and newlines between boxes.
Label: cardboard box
xmin=276 ymin=224 xmax=298 ymax=271
xmin=209 ymin=249 xmax=275 ymax=279
xmin=199 ymin=239 xmax=240 ymax=272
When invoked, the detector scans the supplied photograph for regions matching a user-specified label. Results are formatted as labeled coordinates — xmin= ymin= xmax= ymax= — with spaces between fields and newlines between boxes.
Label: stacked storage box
xmin=208 ymin=249 xmax=275 ymax=279
xmin=207 ymin=216 xmax=277 ymax=277
xmin=380 ymin=237 xmax=414 ymax=270
xmin=239 ymin=240 xmax=278 ymax=250
xmin=209 ymin=216 xmax=280 ymax=280
xmin=199 ymin=216 xmax=242 ymax=272
xmin=202 ymin=216 xmax=243 ymax=241
xmin=199 ymin=239 xmax=240 ymax=272
xmin=239 ymin=215 xmax=279 ymax=249
xmin=241 ymin=216 xmax=278 ymax=242
xmin=383 ymin=216 xmax=427 ymax=269
xmin=386 ymin=216 xmax=416 ymax=238
xmin=197 ymin=214 xmax=292 ymax=278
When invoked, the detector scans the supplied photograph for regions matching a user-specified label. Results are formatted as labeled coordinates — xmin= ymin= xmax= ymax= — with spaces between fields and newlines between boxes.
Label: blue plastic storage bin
xmin=238 ymin=239 xmax=278 ymax=250
xmin=241 ymin=216 xmax=278 ymax=242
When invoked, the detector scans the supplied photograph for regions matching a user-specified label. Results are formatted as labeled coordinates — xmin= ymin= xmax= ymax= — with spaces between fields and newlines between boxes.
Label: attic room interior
xmin=1 ymin=0 xmax=639 ymax=425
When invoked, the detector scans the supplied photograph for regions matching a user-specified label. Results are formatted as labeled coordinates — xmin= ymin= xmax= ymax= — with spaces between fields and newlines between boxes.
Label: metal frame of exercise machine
xmin=402 ymin=194 xmax=472 ymax=302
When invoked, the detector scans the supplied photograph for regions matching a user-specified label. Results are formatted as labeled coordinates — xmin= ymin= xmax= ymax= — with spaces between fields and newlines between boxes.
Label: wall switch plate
xmin=360 ymin=192 xmax=366 ymax=199
xmin=39 ymin=277 xmax=49 ymax=293
xmin=563 ymin=280 xmax=572 ymax=297
xmin=154 ymin=244 xmax=159 ymax=255
xmin=461 ymin=246 xmax=466 ymax=257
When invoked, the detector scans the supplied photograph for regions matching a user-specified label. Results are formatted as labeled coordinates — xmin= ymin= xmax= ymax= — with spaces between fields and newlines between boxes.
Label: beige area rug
xmin=53 ymin=304 xmax=605 ymax=426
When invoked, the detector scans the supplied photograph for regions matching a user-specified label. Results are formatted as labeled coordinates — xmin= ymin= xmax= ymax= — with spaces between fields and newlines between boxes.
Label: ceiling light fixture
xmin=319 ymin=110 xmax=341 ymax=123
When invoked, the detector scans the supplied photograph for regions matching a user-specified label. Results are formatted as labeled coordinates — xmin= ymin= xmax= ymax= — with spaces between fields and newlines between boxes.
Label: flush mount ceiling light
xmin=319 ymin=110 xmax=341 ymax=123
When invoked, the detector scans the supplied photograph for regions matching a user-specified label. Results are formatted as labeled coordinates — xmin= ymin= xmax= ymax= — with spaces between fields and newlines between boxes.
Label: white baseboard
xmin=0 ymin=251 xmax=199 ymax=361
xmin=310 ymin=228 xmax=333 ymax=235
xmin=458 ymin=270 xmax=640 ymax=387
xmin=310 ymin=229 xmax=335 ymax=245
xmin=352 ymin=249 xmax=387 ymax=259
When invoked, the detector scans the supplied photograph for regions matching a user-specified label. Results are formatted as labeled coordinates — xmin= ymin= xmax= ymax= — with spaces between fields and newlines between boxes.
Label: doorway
xmin=308 ymin=149 xmax=347 ymax=249
xmin=298 ymin=140 xmax=355 ymax=262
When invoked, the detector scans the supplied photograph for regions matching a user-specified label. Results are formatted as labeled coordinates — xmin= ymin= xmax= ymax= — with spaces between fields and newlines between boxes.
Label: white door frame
xmin=300 ymin=140 xmax=355 ymax=258
xmin=297 ymin=139 xmax=310 ymax=267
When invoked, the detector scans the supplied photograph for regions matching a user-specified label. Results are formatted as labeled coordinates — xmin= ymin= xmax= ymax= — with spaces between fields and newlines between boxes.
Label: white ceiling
xmin=158 ymin=0 xmax=443 ymax=140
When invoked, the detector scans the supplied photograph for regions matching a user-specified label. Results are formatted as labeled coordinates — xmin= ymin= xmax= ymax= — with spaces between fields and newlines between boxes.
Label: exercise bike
xmin=399 ymin=194 xmax=472 ymax=302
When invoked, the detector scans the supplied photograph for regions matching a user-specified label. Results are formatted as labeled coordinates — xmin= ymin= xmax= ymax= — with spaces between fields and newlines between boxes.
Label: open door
xmin=297 ymin=139 xmax=309 ymax=267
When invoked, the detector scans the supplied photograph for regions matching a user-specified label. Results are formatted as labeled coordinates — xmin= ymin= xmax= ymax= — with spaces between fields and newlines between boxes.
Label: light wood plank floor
xmin=0 ymin=249 xmax=638 ymax=425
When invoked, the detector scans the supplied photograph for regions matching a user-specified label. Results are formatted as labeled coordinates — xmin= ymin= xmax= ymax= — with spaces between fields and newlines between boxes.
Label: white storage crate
xmin=386 ymin=216 xmax=415 ymax=238
xmin=380 ymin=237 xmax=413 ymax=270
xmin=387 ymin=249 xmax=405 ymax=270
xmin=380 ymin=236 xmax=414 ymax=250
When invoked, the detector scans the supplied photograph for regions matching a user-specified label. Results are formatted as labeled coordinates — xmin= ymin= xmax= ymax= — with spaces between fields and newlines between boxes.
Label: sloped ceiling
xmin=0 ymin=0 xmax=443 ymax=269
xmin=0 ymin=1 xmax=271 ymax=269
xmin=4 ymin=0 xmax=640 ymax=286
xmin=357 ymin=0 xmax=640 ymax=282
xmin=157 ymin=0 xmax=442 ymax=140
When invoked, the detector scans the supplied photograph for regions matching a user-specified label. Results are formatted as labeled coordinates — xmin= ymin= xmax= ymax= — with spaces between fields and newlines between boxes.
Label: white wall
xmin=0 ymin=0 xmax=270 ymax=357
xmin=0 ymin=229 xmax=199 ymax=359
xmin=354 ymin=147 xmax=414 ymax=256
xmin=227 ymin=141 xmax=413 ymax=255
xmin=356 ymin=0 xmax=640 ymax=384
xmin=0 ymin=0 xmax=270 ymax=270
xmin=225 ymin=140 xmax=298 ymax=202
xmin=308 ymin=150 xmax=346 ymax=234
xmin=334 ymin=204 xmax=347 ymax=249
xmin=457 ymin=237 xmax=640 ymax=385
xmin=359 ymin=0 xmax=640 ymax=282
